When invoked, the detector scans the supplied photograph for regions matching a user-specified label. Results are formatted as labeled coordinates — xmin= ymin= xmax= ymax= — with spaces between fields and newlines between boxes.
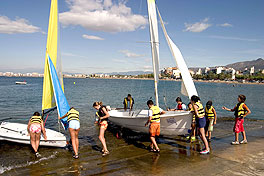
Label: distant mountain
xmin=225 ymin=58 xmax=264 ymax=71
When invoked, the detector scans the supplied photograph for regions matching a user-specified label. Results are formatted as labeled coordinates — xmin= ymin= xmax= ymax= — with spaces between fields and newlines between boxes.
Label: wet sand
xmin=2 ymin=119 xmax=264 ymax=176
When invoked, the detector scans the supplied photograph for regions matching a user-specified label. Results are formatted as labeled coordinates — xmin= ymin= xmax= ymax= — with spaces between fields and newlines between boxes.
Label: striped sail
xmin=157 ymin=8 xmax=198 ymax=99
xmin=147 ymin=0 xmax=160 ymax=106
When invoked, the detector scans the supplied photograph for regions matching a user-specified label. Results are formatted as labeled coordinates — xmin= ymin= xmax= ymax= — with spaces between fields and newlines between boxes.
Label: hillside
xmin=225 ymin=58 xmax=264 ymax=71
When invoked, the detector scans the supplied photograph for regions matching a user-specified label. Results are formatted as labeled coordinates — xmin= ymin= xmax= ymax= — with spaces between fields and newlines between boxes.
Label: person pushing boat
xmin=59 ymin=107 xmax=80 ymax=159
xmin=145 ymin=100 xmax=165 ymax=153
xmin=27 ymin=112 xmax=47 ymax=157
xmin=93 ymin=102 xmax=110 ymax=156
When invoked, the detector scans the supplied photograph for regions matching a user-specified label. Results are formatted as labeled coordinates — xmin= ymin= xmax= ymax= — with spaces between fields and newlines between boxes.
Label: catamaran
xmin=0 ymin=0 xmax=69 ymax=147
xmin=109 ymin=0 xmax=198 ymax=136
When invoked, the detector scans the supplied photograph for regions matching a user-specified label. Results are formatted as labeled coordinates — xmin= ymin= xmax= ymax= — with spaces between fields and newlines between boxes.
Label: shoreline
xmin=1 ymin=75 xmax=263 ymax=85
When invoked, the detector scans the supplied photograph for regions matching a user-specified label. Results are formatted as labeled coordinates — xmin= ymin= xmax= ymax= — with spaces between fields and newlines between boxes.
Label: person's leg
xmin=30 ymin=132 xmax=37 ymax=152
xmin=242 ymin=131 xmax=247 ymax=141
xmin=235 ymin=132 xmax=239 ymax=141
xmin=150 ymin=136 xmax=159 ymax=150
xmin=199 ymin=128 xmax=209 ymax=151
xmin=69 ymin=128 xmax=77 ymax=155
xmin=75 ymin=128 xmax=80 ymax=154
xmin=208 ymin=131 xmax=212 ymax=140
xmin=99 ymin=127 xmax=108 ymax=152
xmin=35 ymin=133 xmax=41 ymax=152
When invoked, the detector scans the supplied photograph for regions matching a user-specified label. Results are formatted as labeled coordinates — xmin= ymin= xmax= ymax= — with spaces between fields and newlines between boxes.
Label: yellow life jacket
xmin=150 ymin=106 xmax=161 ymax=123
xmin=67 ymin=108 xmax=79 ymax=122
xmin=235 ymin=103 xmax=246 ymax=118
xmin=205 ymin=106 xmax=215 ymax=119
xmin=30 ymin=116 xmax=42 ymax=124
xmin=195 ymin=102 xmax=205 ymax=118
xmin=124 ymin=98 xmax=133 ymax=109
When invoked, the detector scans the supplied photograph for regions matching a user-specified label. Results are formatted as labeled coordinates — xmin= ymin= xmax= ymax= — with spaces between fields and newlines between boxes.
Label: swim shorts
xmin=206 ymin=118 xmax=214 ymax=132
xmin=69 ymin=120 xmax=80 ymax=130
xmin=149 ymin=122 xmax=160 ymax=137
xmin=233 ymin=118 xmax=244 ymax=133
xmin=196 ymin=117 xmax=206 ymax=128
xmin=30 ymin=123 xmax=41 ymax=133
xmin=100 ymin=120 xmax=108 ymax=130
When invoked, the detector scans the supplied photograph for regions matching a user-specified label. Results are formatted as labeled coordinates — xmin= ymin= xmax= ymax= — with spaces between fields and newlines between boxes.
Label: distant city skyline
xmin=0 ymin=0 xmax=263 ymax=74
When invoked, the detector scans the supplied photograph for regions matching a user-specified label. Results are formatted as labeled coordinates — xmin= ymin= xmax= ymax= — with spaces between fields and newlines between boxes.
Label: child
xmin=191 ymin=95 xmax=210 ymax=154
xmin=145 ymin=100 xmax=165 ymax=152
xmin=93 ymin=102 xmax=110 ymax=156
xmin=222 ymin=94 xmax=251 ymax=145
xmin=169 ymin=97 xmax=187 ymax=111
xmin=27 ymin=112 xmax=47 ymax=157
xmin=205 ymin=101 xmax=217 ymax=142
xmin=59 ymin=107 xmax=80 ymax=159
xmin=186 ymin=102 xmax=197 ymax=142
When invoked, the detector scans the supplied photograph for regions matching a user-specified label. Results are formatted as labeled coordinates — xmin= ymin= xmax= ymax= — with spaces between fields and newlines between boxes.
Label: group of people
xmin=27 ymin=93 xmax=251 ymax=158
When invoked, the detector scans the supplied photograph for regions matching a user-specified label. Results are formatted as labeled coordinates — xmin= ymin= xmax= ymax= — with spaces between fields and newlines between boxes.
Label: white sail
xmin=147 ymin=0 xmax=160 ymax=106
xmin=157 ymin=9 xmax=198 ymax=99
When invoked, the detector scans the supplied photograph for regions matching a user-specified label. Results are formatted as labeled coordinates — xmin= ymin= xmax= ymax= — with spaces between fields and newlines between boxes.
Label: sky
xmin=0 ymin=0 xmax=263 ymax=74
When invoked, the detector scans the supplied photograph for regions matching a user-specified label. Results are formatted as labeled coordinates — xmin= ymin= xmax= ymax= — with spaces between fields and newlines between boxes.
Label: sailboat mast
xmin=147 ymin=0 xmax=160 ymax=107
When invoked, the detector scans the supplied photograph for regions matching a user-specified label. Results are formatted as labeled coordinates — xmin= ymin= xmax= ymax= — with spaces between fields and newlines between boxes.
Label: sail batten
xmin=157 ymin=8 xmax=198 ymax=99
xmin=147 ymin=0 xmax=160 ymax=106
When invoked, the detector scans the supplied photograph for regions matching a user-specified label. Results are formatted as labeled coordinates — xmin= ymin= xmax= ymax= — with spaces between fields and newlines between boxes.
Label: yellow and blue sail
xmin=48 ymin=56 xmax=70 ymax=129
xmin=42 ymin=0 xmax=70 ymax=129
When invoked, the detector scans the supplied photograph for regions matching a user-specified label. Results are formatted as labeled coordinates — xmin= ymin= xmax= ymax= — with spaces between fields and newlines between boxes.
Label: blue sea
xmin=0 ymin=77 xmax=263 ymax=123
xmin=0 ymin=76 xmax=264 ymax=175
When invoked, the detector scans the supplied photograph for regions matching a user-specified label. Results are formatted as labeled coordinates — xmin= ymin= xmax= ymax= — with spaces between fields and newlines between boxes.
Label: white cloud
xmin=184 ymin=18 xmax=211 ymax=32
xmin=82 ymin=34 xmax=104 ymax=40
xmin=119 ymin=50 xmax=144 ymax=58
xmin=59 ymin=0 xmax=147 ymax=32
xmin=209 ymin=35 xmax=258 ymax=42
xmin=218 ymin=23 xmax=233 ymax=27
xmin=62 ymin=52 xmax=88 ymax=58
xmin=0 ymin=16 xmax=41 ymax=34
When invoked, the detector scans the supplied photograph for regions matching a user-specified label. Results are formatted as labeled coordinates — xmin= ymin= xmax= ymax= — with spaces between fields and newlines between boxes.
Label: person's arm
xmin=212 ymin=107 xmax=217 ymax=125
xmin=100 ymin=107 xmax=110 ymax=120
xmin=242 ymin=104 xmax=251 ymax=118
xmin=160 ymin=110 xmax=166 ymax=115
xmin=222 ymin=106 xmax=236 ymax=112
xmin=41 ymin=121 xmax=47 ymax=141
xmin=131 ymin=98 xmax=134 ymax=109
xmin=145 ymin=115 xmax=152 ymax=126
xmin=58 ymin=113 xmax=68 ymax=120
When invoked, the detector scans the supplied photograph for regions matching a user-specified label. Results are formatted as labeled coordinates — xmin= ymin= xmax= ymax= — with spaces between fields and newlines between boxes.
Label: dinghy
xmin=15 ymin=81 xmax=27 ymax=85
xmin=109 ymin=0 xmax=198 ymax=136
xmin=0 ymin=0 xmax=69 ymax=147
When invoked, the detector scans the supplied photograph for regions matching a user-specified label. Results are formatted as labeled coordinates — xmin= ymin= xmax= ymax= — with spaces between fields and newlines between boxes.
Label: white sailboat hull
xmin=0 ymin=122 xmax=67 ymax=147
xmin=109 ymin=110 xmax=192 ymax=136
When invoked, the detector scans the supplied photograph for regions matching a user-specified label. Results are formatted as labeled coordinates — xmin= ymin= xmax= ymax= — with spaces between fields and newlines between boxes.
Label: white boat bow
xmin=0 ymin=122 xmax=67 ymax=147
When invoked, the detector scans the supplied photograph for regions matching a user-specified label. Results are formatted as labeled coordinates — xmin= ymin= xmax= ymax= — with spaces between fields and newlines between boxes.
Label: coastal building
xmin=189 ymin=69 xmax=195 ymax=76
xmin=0 ymin=72 xmax=3 ymax=76
xmin=172 ymin=69 xmax=181 ymax=79
xmin=196 ymin=68 xmax=202 ymax=75
xmin=216 ymin=67 xmax=224 ymax=74
xmin=250 ymin=66 xmax=255 ymax=75
xmin=204 ymin=67 xmax=210 ymax=74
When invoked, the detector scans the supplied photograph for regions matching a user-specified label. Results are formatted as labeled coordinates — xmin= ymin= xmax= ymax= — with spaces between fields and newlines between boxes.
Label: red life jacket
xmin=177 ymin=103 xmax=183 ymax=110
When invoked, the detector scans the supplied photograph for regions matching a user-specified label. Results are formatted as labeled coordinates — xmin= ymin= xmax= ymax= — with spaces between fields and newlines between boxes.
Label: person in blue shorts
xmin=59 ymin=107 xmax=80 ymax=159
xmin=191 ymin=95 xmax=210 ymax=154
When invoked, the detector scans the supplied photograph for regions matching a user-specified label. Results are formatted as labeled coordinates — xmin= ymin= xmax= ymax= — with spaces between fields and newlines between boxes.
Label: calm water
xmin=0 ymin=77 xmax=264 ymax=175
